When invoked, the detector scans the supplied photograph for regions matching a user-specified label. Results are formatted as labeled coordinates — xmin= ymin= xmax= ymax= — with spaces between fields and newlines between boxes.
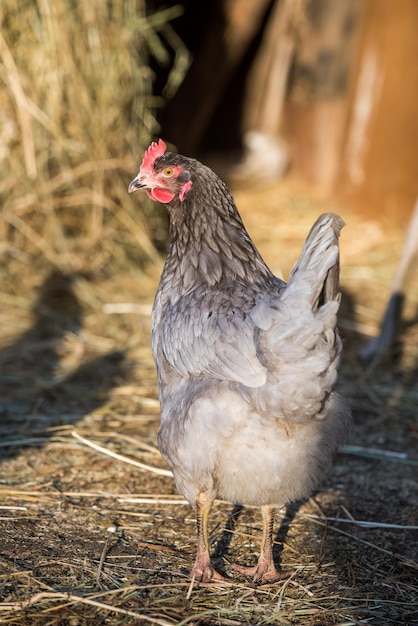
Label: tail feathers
xmin=248 ymin=213 xmax=345 ymax=423
xmin=287 ymin=213 xmax=344 ymax=309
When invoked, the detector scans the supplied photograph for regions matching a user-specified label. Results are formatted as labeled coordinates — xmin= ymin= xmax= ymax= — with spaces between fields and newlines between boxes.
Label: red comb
xmin=140 ymin=139 xmax=167 ymax=173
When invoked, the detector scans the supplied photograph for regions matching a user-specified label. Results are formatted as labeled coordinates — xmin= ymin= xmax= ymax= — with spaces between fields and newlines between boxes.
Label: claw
xmin=230 ymin=561 xmax=285 ymax=584
xmin=191 ymin=560 xmax=231 ymax=584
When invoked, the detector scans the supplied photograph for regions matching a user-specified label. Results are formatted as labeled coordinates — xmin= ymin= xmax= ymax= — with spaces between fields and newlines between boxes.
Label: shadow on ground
xmin=0 ymin=269 xmax=129 ymax=462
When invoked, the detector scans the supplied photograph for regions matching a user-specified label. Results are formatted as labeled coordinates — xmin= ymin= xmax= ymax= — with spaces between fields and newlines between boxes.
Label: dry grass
xmin=0 ymin=0 xmax=187 ymax=275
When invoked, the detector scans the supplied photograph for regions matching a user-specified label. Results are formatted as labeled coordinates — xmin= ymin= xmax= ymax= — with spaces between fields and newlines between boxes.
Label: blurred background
xmin=155 ymin=0 xmax=418 ymax=224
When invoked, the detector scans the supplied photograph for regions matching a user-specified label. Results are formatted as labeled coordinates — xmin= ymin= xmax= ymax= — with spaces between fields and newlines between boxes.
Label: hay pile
xmin=0 ymin=0 xmax=186 ymax=275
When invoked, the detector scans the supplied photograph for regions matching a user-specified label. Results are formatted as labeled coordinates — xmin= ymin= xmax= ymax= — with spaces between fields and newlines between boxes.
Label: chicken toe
xmin=230 ymin=558 xmax=283 ymax=584
xmin=191 ymin=558 xmax=230 ymax=584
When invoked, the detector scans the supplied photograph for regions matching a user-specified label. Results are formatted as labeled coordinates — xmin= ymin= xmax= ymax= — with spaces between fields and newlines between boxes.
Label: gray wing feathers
xmin=161 ymin=290 xmax=267 ymax=387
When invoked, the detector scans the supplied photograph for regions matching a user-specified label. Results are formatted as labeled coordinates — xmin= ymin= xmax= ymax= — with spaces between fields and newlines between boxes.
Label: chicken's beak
xmin=128 ymin=175 xmax=147 ymax=194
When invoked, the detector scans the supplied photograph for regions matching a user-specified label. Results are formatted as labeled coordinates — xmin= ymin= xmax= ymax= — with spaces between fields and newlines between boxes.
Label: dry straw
xmin=0 ymin=0 xmax=188 ymax=275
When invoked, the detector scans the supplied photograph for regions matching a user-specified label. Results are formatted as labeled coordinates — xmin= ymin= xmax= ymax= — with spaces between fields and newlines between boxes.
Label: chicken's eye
xmin=164 ymin=167 xmax=174 ymax=177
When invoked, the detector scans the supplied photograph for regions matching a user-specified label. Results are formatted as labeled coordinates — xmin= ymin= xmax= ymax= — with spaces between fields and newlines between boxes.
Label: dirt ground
xmin=0 ymin=181 xmax=417 ymax=625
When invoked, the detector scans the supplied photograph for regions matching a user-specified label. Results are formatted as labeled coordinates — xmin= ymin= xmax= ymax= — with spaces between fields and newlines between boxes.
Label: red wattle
xmin=148 ymin=188 xmax=175 ymax=203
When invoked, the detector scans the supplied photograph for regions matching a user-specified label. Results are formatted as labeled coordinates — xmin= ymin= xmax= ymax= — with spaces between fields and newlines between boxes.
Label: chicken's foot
xmin=191 ymin=492 xmax=230 ymax=583
xmin=230 ymin=504 xmax=284 ymax=583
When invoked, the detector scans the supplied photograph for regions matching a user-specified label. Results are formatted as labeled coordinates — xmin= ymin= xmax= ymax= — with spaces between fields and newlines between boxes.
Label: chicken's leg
xmin=191 ymin=492 xmax=229 ymax=583
xmin=231 ymin=504 xmax=282 ymax=583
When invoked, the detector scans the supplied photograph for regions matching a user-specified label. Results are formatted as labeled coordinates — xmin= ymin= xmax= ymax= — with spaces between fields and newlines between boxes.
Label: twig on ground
xmin=71 ymin=430 xmax=172 ymax=477
xmin=341 ymin=445 xmax=417 ymax=465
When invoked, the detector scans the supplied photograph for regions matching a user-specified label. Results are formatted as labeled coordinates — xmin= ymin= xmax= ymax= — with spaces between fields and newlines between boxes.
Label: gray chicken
xmin=128 ymin=139 xmax=351 ymax=584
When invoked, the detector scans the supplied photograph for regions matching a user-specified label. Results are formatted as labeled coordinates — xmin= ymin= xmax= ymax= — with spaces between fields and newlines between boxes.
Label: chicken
xmin=128 ymin=139 xmax=351 ymax=584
